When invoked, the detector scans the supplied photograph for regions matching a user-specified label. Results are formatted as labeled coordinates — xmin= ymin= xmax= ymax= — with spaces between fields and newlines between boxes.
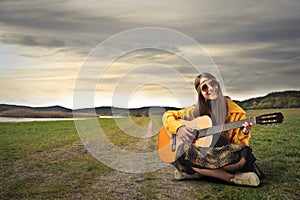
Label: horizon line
xmin=0 ymin=89 xmax=298 ymax=110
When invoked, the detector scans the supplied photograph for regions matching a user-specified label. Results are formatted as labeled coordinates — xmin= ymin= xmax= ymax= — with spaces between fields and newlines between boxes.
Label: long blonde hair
xmin=194 ymin=73 xmax=228 ymax=125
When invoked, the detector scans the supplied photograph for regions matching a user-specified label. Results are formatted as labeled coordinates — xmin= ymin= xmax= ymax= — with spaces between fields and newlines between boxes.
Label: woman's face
xmin=199 ymin=77 xmax=219 ymax=100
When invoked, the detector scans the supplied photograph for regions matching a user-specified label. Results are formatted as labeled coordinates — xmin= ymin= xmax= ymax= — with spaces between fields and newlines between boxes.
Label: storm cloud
xmin=0 ymin=0 xmax=299 ymax=108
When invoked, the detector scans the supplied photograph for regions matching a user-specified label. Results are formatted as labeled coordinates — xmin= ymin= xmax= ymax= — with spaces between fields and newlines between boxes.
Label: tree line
xmin=235 ymin=91 xmax=300 ymax=110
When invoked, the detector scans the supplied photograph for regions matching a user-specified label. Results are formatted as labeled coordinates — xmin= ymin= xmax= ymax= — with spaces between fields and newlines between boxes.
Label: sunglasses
xmin=201 ymin=80 xmax=219 ymax=93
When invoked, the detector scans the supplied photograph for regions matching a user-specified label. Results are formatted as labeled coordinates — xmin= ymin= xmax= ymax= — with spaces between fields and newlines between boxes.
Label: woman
xmin=162 ymin=72 xmax=264 ymax=186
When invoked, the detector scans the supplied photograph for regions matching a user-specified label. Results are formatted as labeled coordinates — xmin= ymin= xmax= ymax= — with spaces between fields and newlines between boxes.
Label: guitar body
xmin=158 ymin=115 xmax=213 ymax=163
xmin=158 ymin=112 xmax=283 ymax=163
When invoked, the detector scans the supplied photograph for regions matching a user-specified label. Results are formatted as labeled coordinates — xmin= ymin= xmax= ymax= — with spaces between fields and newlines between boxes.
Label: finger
xmin=186 ymin=132 xmax=196 ymax=142
xmin=182 ymin=135 xmax=192 ymax=143
xmin=242 ymin=129 xmax=249 ymax=134
xmin=186 ymin=127 xmax=194 ymax=133
xmin=242 ymin=126 xmax=250 ymax=134
xmin=242 ymin=122 xmax=248 ymax=127
xmin=186 ymin=131 xmax=195 ymax=140
xmin=184 ymin=128 xmax=194 ymax=137
xmin=179 ymin=131 xmax=189 ymax=141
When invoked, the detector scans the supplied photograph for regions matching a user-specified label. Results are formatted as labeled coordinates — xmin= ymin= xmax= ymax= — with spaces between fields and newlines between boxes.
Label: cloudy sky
xmin=0 ymin=0 xmax=299 ymax=109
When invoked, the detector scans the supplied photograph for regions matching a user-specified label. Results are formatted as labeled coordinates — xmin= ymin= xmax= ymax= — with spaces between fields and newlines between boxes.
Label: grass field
xmin=0 ymin=108 xmax=299 ymax=199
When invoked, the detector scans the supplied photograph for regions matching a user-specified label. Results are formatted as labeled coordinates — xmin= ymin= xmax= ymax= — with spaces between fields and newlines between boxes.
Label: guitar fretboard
xmin=197 ymin=118 xmax=255 ymax=138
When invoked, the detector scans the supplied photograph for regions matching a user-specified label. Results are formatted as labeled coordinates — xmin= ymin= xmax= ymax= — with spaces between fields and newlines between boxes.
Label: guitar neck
xmin=197 ymin=117 xmax=255 ymax=138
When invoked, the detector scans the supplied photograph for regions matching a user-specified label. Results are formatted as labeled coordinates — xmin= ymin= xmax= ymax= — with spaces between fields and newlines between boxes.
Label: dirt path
xmin=79 ymin=164 xmax=208 ymax=200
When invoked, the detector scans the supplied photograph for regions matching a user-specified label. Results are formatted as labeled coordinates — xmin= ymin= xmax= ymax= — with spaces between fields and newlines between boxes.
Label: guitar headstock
xmin=255 ymin=112 xmax=284 ymax=125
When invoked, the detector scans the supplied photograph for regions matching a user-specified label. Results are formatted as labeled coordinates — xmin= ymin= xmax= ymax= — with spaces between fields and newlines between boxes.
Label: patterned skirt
xmin=174 ymin=143 xmax=264 ymax=178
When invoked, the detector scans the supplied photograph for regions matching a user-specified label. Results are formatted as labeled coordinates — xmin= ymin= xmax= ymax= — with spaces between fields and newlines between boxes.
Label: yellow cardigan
xmin=162 ymin=98 xmax=251 ymax=146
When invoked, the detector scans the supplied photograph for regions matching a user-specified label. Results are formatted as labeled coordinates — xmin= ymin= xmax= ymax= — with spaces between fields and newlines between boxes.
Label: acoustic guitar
xmin=157 ymin=112 xmax=283 ymax=163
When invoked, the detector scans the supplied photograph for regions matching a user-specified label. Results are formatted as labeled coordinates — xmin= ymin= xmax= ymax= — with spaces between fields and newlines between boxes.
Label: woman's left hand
xmin=242 ymin=122 xmax=253 ymax=135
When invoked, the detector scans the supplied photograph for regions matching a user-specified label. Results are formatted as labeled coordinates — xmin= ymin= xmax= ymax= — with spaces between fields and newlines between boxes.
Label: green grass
xmin=0 ymin=109 xmax=299 ymax=199
xmin=0 ymin=120 xmax=112 ymax=199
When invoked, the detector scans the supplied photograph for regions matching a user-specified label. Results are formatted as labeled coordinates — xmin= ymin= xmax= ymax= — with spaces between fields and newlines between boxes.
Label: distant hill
xmin=0 ymin=103 xmax=180 ymax=118
xmin=234 ymin=90 xmax=300 ymax=110
xmin=0 ymin=104 xmax=73 ymax=118
xmin=0 ymin=90 xmax=299 ymax=118
xmin=74 ymin=106 xmax=180 ymax=117
xmin=0 ymin=104 xmax=71 ymax=113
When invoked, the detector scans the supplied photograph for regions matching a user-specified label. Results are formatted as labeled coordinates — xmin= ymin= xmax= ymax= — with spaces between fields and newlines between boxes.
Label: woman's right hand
xmin=176 ymin=126 xmax=195 ymax=143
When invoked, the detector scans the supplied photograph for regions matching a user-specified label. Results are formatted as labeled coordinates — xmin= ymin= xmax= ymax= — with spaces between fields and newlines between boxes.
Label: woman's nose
xmin=207 ymin=84 xmax=214 ymax=91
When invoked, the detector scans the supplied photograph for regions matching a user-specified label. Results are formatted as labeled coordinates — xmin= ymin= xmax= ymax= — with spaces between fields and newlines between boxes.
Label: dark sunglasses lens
xmin=201 ymin=84 xmax=208 ymax=92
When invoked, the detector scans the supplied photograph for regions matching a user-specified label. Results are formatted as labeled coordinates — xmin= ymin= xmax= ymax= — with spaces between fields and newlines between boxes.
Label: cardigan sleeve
xmin=162 ymin=106 xmax=196 ymax=134
xmin=226 ymin=112 xmax=251 ymax=146
xmin=226 ymin=98 xmax=251 ymax=146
